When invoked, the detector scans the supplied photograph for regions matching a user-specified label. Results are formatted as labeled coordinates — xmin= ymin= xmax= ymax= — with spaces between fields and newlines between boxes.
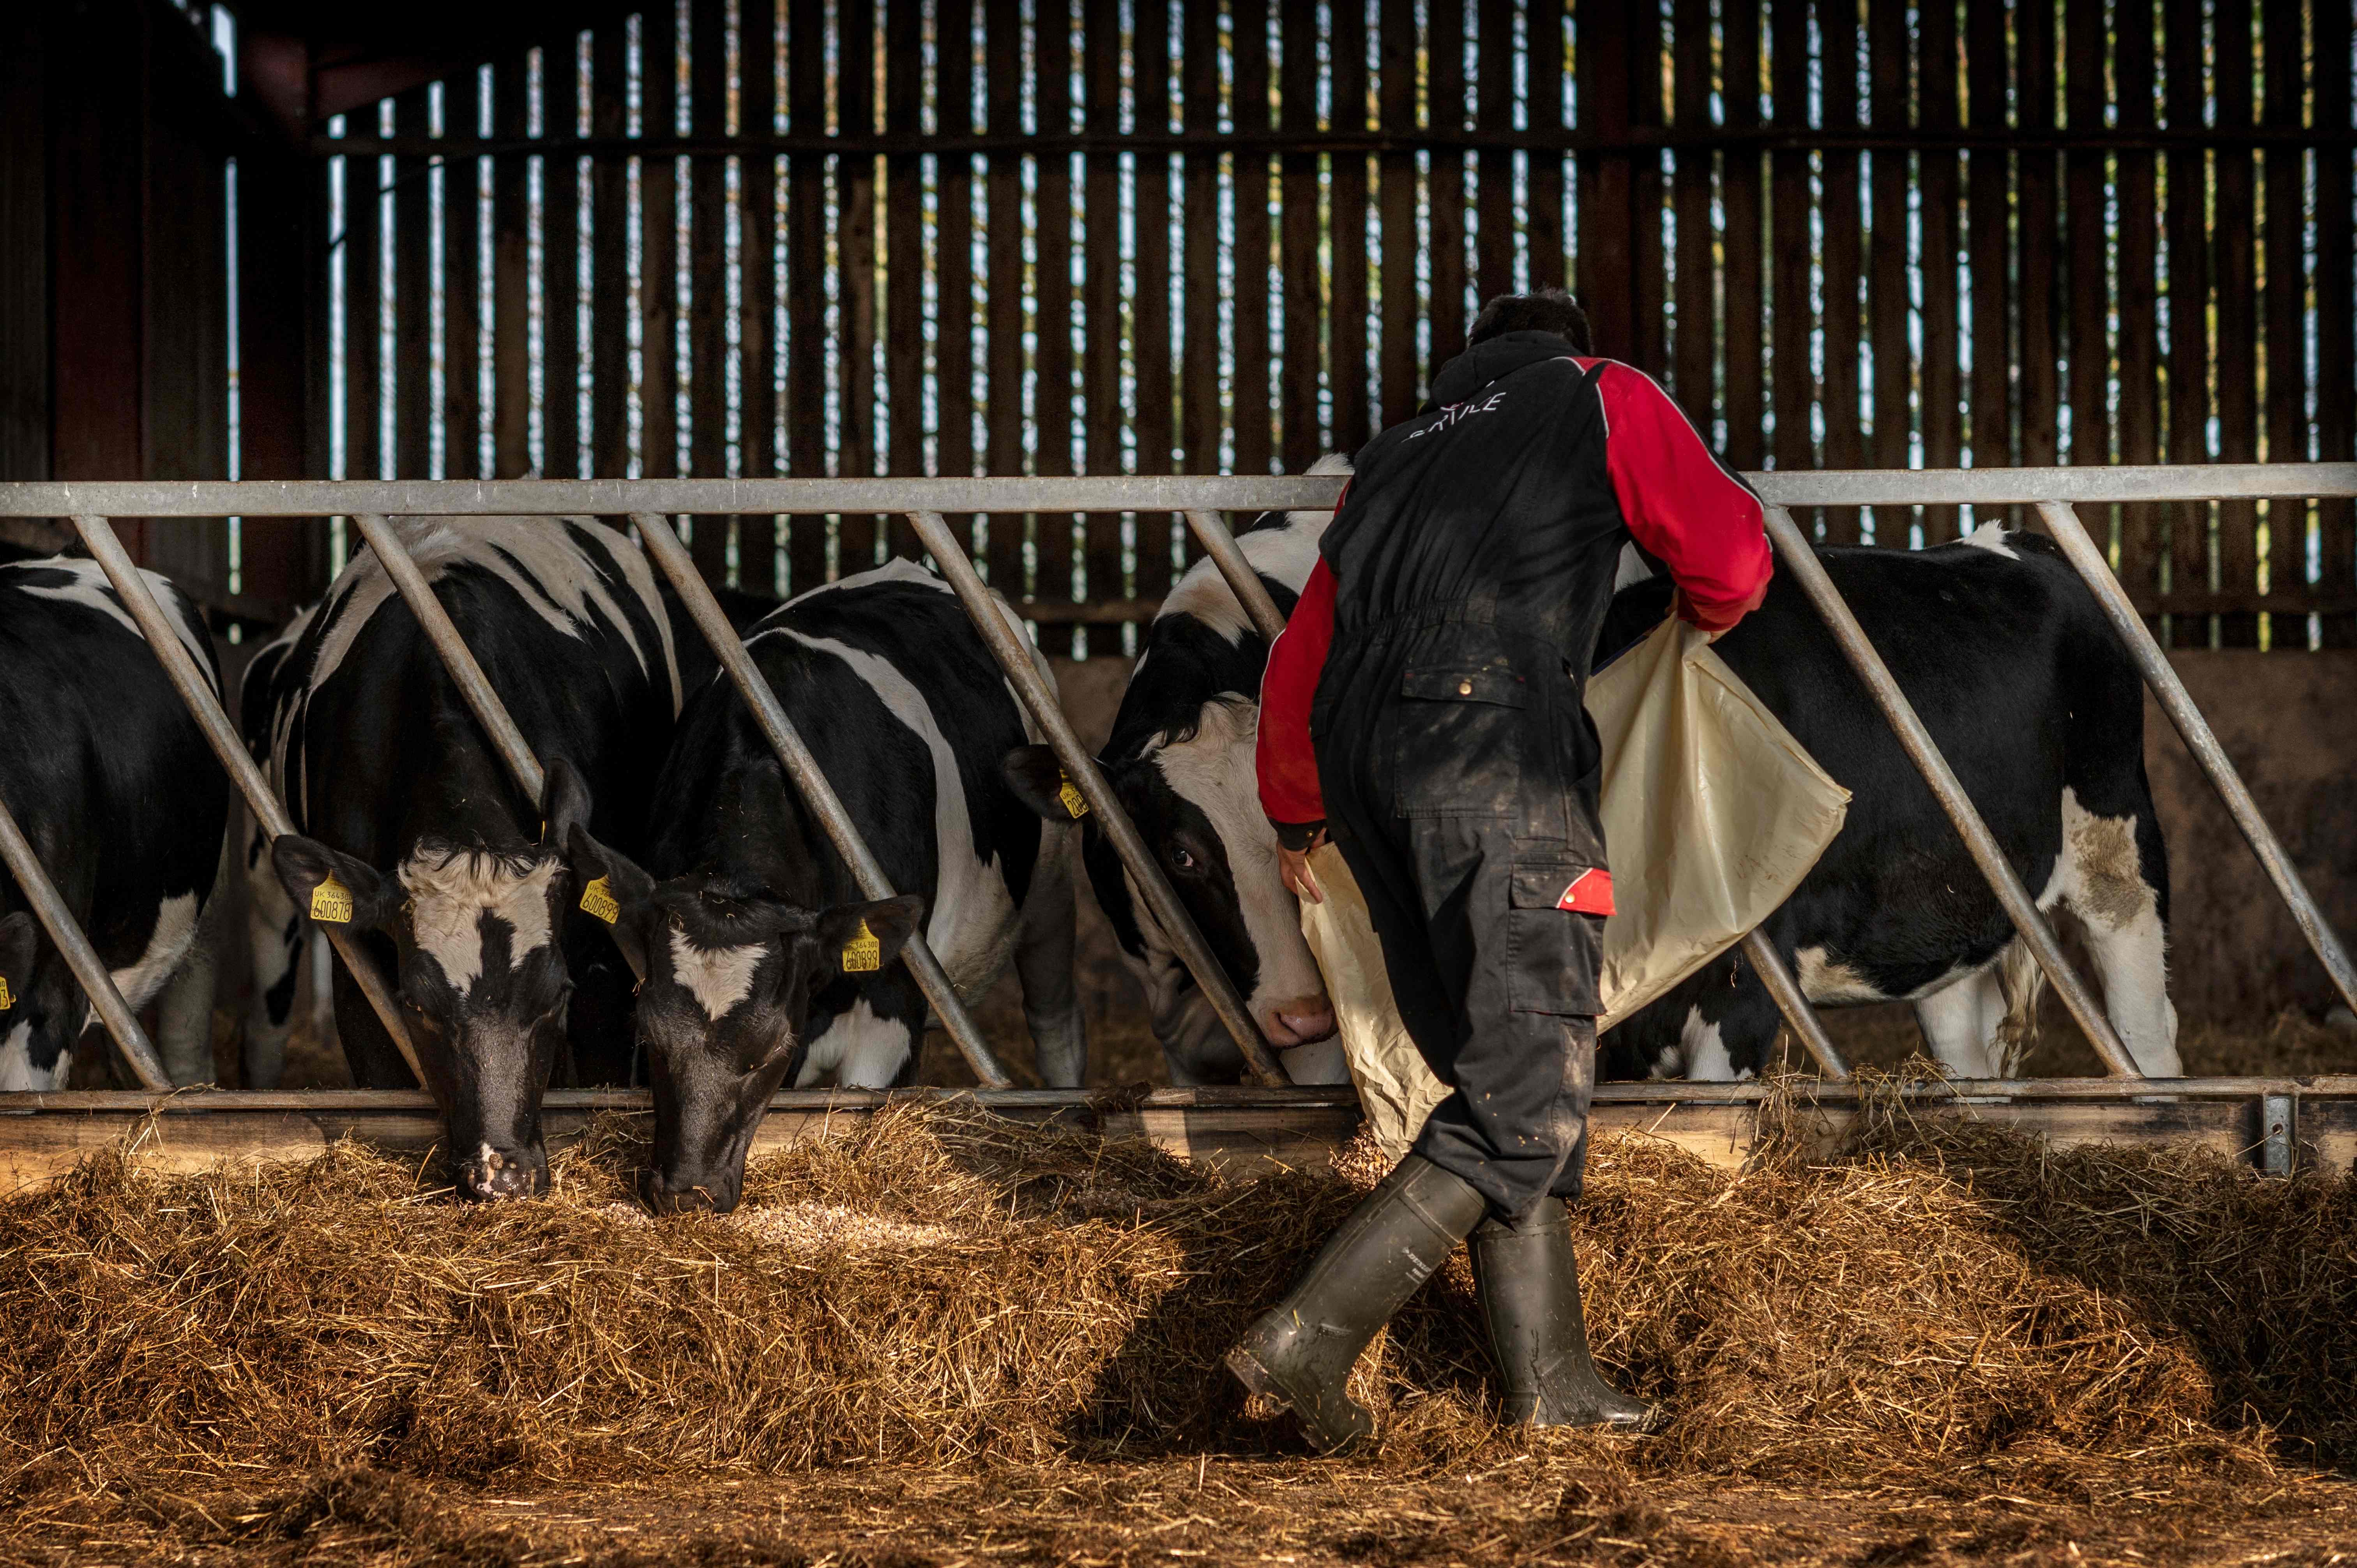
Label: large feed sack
xmin=1302 ymin=617 xmax=1851 ymax=1158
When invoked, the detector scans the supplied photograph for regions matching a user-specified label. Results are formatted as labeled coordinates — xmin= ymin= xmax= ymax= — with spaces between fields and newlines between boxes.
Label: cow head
xmin=269 ymin=762 xmax=601 ymax=1201
xmin=1001 ymin=705 xmax=1337 ymax=1084
xmin=560 ymin=825 xmax=922 ymax=1215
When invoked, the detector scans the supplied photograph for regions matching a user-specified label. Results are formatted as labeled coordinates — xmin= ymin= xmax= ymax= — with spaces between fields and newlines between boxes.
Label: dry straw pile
xmin=3 ymin=1078 xmax=2354 ymax=1503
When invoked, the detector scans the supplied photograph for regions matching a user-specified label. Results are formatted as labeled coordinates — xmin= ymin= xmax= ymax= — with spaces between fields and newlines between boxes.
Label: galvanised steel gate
xmin=0 ymin=466 xmax=2349 ymax=1130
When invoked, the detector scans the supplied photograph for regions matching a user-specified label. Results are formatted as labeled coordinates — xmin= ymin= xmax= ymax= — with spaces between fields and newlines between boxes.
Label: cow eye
xmin=1172 ymin=848 xmax=1198 ymax=873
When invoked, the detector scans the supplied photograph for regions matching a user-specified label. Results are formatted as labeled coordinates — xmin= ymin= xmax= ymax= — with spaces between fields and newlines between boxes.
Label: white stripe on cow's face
xmin=668 ymin=926 xmax=765 ymax=1020
xmin=399 ymin=851 xmax=561 ymax=993
xmin=1136 ymin=697 xmax=1329 ymax=1026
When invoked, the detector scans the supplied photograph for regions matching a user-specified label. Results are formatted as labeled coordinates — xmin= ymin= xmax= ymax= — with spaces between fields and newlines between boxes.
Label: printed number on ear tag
xmin=0 ymin=976 xmax=12 ymax=1010
xmin=310 ymin=874 xmax=355 ymax=925
xmin=1057 ymin=773 xmax=1090 ymax=819
xmin=579 ymin=876 xmax=621 ymax=924
xmin=841 ymin=919 xmax=883 ymax=973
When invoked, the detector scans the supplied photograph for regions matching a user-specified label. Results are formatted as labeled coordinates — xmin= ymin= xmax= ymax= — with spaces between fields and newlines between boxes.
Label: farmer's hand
xmin=1278 ymin=828 xmax=1328 ymax=904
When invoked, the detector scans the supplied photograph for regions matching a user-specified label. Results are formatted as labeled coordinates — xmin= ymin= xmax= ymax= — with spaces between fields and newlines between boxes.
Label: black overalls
xmin=1311 ymin=332 xmax=1648 ymax=1219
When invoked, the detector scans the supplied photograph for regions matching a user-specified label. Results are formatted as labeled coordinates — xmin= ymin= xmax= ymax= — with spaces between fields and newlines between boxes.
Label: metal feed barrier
xmin=0 ymin=464 xmax=2352 ymax=1178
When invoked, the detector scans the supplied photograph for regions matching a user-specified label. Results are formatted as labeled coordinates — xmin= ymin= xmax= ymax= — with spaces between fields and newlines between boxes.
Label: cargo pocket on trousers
xmin=1390 ymin=664 xmax=1531 ymax=818
xmin=1505 ymin=850 xmax=1611 ymax=1015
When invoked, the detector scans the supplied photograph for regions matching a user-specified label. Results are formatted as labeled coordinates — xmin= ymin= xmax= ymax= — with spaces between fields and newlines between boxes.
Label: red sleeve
xmin=1256 ymin=554 xmax=1337 ymax=834
xmin=1588 ymin=360 xmax=1773 ymax=632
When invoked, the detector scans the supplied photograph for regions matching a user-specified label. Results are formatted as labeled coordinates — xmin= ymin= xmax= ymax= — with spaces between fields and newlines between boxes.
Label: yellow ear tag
xmin=309 ymin=874 xmax=355 ymax=925
xmin=579 ymin=876 xmax=620 ymax=925
xmin=0 ymin=976 xmax=12 ymax=1010
xmin=841 ymin=919 xmax=883 ymax=973
xmin=1057 ymin=773 xmax=1090 ymax=819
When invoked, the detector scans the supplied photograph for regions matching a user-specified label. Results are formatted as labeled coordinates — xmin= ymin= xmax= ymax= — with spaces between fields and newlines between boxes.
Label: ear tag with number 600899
xmin=310 ymin=874 xmax=355 ymax=925
xmin=841 ymin=919 xmax=883 ymax=973
xmin=1058 ymin=772 xmax=1090 ymax=819
xmin=579 ymin=876 xmax=620 ymax=924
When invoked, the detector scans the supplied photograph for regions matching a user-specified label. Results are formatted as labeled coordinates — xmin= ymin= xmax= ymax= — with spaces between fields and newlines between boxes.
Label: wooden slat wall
xmin=282 ymin=0 xmax=2357 ymax=646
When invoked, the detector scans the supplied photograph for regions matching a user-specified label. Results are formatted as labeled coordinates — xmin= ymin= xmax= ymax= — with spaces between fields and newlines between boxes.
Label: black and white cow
xmin=245 ymin=516 xmax=705 ymax=1198
xmin=566 ymin=559 xmax=1085 ymax=1214
xmin=0 ymin=555 xmax=230 ymax=1089
xmin=1012 ymin=461 xmax=2181 ymax=1083
xmin=1002 ymin=458 xmax=1351 ymax=1085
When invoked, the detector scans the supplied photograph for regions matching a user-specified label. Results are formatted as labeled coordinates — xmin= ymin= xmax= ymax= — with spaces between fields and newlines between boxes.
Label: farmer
xmin=1232 ymin=289 xmax=1774 ymax=1448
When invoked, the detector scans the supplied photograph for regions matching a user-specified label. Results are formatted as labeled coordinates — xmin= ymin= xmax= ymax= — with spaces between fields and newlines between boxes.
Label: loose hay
xmin=2 ymin=1086 xmax=2350 ymax=1513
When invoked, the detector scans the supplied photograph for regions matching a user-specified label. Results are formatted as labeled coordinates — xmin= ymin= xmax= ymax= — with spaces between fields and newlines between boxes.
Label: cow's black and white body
xmin=1597 ymin=525 xmax=2179 ymax=1079
xmin=1004 ymin=459 xmax=1349 ymax=1085
xmin=244 ymin=516 xmax=700 ymax=1197
xmin=571 ymin=560 xmax=1083 ymax=1213
xmin=0 ymin=556 xmax=230 ymax=1089
xmin=1048 ymin=461 xmax=2179 ymax=1084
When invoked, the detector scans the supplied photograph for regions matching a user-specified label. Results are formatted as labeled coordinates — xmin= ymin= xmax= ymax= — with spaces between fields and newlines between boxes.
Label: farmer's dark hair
xmin=1466 ymin=288 xmax=1592 ymax=354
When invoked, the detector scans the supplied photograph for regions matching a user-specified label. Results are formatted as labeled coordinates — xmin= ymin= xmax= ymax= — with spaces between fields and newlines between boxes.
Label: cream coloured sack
xmin=1302 ymin=617 xmax=1852 ymax=1159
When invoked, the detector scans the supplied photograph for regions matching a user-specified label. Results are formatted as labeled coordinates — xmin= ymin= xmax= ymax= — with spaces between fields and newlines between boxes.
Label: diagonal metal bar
xmin=0 ymin=790 xmax=171 ymax=1091
xmin=350 ymin=514 xmax=548 ymax=807
xmin=69 ymin=515 xmax=430 ymax=1089
xmin=1762 ymin=504 xmax=2143 ymax=1077
xmin=2037 ymin=500 xmax=2357 ymax=1016
xmin=1740 ymin=930 xmax=1849 ymax=1079
xmin=906 ymin=508 xmax=1289 ymax=1087
xmin=628 ymin=513 xmax=1013 ymax=1089
xmin=1183 ymin=510 xmax=1292 ymax=638
xmin=1186 ymin=505 xmax=1848 ymax=1079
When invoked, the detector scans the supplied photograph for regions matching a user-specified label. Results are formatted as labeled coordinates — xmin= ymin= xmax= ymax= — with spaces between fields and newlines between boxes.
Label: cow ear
xmin=0 ymin=911 xmax=37 ymax=1010
xmin=815 ymin=895 xmax=925 ymax=979
xmin=540 ymin=756 xmax=595 ymax=850
xmin=564 ymin=824 xmax=657 ymax=977
xmin=271 ymin=837 xmax=399 ymax=931
xmin=1000 ymin=744 xmax=1094 ymax=823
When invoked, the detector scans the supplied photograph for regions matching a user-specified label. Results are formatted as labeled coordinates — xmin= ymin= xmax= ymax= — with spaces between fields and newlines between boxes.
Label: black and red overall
xmin=1257 ymin=329 xmax=1773 ymax=1220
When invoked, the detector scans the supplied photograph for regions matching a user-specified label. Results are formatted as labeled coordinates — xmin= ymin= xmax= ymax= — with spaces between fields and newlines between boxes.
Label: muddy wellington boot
xmin=1226 ymin=1154 xmax=1489 ymax=1451
xmin=1471 ymin=1197 xmax=1655 ymax=1429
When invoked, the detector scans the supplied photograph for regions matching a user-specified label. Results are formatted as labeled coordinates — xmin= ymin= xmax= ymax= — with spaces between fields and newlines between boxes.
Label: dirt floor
xmin=8 ymin=1453 xmax=2357 ymax=1567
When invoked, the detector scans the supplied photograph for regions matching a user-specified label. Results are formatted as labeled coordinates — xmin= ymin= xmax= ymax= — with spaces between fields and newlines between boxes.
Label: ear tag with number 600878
xmin=841 ymin=919 xmax=883 ymax=973
xmin=310 ymin=874 xmax=355 ymax=924
xmin=579 ymin=876 xmax=620 ymax=924
xmin=1058 ymin=771 xmax=1090 ymax=819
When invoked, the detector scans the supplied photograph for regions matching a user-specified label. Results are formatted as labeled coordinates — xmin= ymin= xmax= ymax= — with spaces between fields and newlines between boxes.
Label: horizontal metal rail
xmin=0 ymin=791 xmax=170 ymax=1090
xmin=628 ymin=513 xmax=1012 ymax=1088
xmin=3 ymin=464 xmax=2353 ymax=519
xmin=68 ymin=516 xmax=431 ymax=1088
xmin=0 ymin=467 xmax=2338 ymax=1104
xmin=5 ymin=1077 xmax=2349 ymax=1194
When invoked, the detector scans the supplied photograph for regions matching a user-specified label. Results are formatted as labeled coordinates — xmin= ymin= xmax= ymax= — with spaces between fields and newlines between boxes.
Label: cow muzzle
xmin=1259 ymin=995 xmax=1338 ymax=1048
xmin=640 ymin=1167 xmax=739 ymax=1216
xmin=456 ymin=1142 xmax=548 ymax=1202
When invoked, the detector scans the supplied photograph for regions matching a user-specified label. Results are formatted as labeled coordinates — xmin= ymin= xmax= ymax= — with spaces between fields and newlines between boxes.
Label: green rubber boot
xmin=1225 ymin=1154 xmax=1489 ymax=1451
xmin=1471 ymin=1197 xmax=1655 ymax=1429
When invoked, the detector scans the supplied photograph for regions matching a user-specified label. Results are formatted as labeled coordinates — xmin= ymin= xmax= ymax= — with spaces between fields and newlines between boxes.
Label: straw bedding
xmin=4 ymin=1078 xmax=2355 ymax=1561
